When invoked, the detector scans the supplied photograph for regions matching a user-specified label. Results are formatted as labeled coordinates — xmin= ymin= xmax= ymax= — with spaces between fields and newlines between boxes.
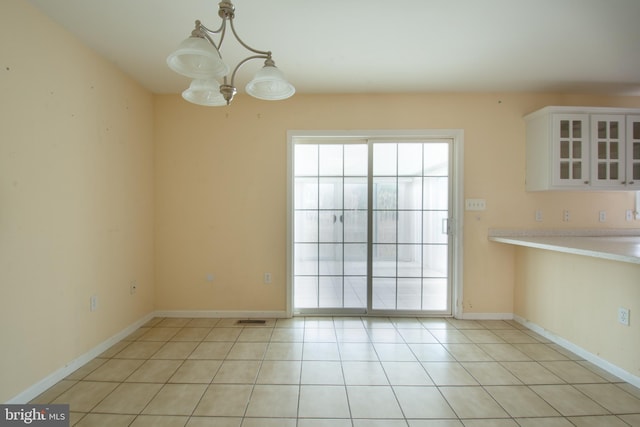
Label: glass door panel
xmin=293 ymin=139 xmax=451 ymax=315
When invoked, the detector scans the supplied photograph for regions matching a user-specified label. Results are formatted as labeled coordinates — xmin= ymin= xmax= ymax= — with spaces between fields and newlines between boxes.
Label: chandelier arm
xmin=198 ymin=21 xmax=226 ymax=51
xmin=228 ymin=17 xmax=271 ymax=56
xmin=228 ymin=54 xmax=269 ymax=87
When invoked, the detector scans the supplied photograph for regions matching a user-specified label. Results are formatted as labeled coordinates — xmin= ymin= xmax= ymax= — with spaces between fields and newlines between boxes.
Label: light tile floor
xmin=31 ymin=317 xmax=640 ymax=426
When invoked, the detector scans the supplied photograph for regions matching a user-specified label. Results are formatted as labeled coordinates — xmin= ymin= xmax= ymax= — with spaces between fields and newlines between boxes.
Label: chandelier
xmin=166 ymin=1 xmax=295 ymax=106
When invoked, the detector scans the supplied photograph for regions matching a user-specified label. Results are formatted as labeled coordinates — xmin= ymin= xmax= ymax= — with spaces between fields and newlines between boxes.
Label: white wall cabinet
xmin=525 ymin=107 xmax=640 ymax=191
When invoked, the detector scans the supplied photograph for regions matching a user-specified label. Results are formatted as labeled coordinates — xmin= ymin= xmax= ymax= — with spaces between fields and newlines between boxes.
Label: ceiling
xmin=27 ymin=0 xmax=640 ymax=96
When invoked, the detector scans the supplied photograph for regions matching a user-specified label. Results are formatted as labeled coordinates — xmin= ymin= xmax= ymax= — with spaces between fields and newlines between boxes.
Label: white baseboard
xmin=513 ymin=315 xmax=640 ymax=389
xmin=154 ymin=310 xmax=289 ymax=319
xmin=6 ymin=312 xmax=156 ymax=404
xmin=458 ymin=312 xmax=514 ymax=320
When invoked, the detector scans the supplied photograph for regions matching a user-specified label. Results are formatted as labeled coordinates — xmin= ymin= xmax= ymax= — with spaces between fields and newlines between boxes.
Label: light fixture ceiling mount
xmin=167 ymin=1 xmax=295 ymax=106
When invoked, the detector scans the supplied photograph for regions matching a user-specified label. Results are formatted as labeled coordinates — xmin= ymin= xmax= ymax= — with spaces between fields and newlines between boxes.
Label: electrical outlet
xmin=535 ymin=210 xmax=543 ymax=222
xmin=90 ymin=295 xmax=98 ymax=312
xmin=599 ymin=211 xmax=606 ymax=222
xmin=618 ymin=307 xmax=630 ymax=326
xmin=465 ymin=199 xmax=486 ymax=211
xmin=627 ymin=210 xmax=635 ymax=221
xmin=264 ymin=272 xmax=272 ymax=284
xmin=563 ymin=210 xmax=570 ymax=222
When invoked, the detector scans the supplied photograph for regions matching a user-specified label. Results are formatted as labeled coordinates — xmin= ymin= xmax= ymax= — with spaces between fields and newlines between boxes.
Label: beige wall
xmin=154 ymin=93 xmax=640 ymax=315
xmin=0 ymin=0 xmax=155 ymax=402
xmin=513 ymin=247 xmax=640 ymax=377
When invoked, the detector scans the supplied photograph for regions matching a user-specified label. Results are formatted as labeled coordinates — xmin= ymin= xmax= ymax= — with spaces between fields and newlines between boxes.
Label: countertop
xmin=488 ymin=229 xmax=640 ymax=264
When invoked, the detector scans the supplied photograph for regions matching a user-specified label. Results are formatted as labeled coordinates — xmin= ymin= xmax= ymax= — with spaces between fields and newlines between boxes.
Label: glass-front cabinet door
xmin=552 ymin=114 xmax=589 ymax=187
xmin=627 ymin=115 xmax=640 ymax=189
xmin=591 ymin=115 xmax=625 ymax=188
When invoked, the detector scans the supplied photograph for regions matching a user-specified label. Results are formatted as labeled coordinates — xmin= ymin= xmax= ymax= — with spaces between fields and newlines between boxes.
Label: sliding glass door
xmin=291 ymin=137 xmax=453 ymax=315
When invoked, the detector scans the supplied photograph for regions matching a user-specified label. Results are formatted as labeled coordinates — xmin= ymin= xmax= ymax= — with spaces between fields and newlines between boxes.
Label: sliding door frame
xmin=286 ymin=129 xmax=464 ymax=318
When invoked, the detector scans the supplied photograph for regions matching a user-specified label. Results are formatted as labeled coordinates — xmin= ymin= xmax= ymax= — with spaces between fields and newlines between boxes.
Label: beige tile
xmin=576 ymin=361 xmax=622 ymax=382
xmin=462 ymin=362 xmax=522 ymax=385
xmin=68 ymin=412 xmax=85 ymax=426
xmin=256 ymin=360 xmax=301 ymax=384
xmin=226 ymin=342 xmax=267 ymax=360
xmin=142 ymin=383 xmax=207 ymax=416
xmin=152 ymin=341 xmax=199 ymax=359
xmin=618 ymin=382 xmax=640 ymax=399
xmin=213 ymin=360 xmax=260 ymax=383
xmin=275 ymin=318 xmax=306 ymax=328
xmin=301 ymin=361 xmax=345 ymax=384
xmin=188 ymin=342 xmax=233 ymax=359
xmin=566 ymin=415 xmax=631 ymax=427
xmin=304 ymin=328 xmax=338 ymax=342
xmin=186 ymin=417 xmax=241 ymax=427
xmin=192 ymin=384 xmax=252 ymax=416
xmin=298 ymin=419 xmax=352 ymax=427
xmin=342 ymin=361 xmax=388 ymax=385
xmin=204 ymin=327 xmax=242 ymax=341
xmin=367 ymin=329 xmax=405 ymax=343
xmin=442 ymin=344 xmax=493 ymax=362
xmin=298 ymin=385 xmax=351 ymax=418
xmin=83 ymin=359 xmax=144 ymax=382
xmin=420 ymin=318 xmax=457 ymax=329
xmin=460 ymin=329 xmax=505 ymax=343
xmin=408 ymin=421 xmax=464 ymax=427
xmin=541 ymin=361 xmax=608 ymax=384
xmin=430 ymin=329 xmax=472 ymax=344
xmin=158 ymin=318 xmax=192 ymax=327
xmin=373 ymin=343 xmax=416 ymax=361
xmin=186 ymin=318 xmax=221 ymax=327
xmin=409 ymin=343 xmax=455 ymax=362
xmin=485 ymin=385 xmax=560 ymax=417
xmin=113 ymin=341 xmax=164 ymax=359
xmin=394 ymin=386 xmax=456 ymax=418
xmin=241 ymin=419 xmax=296 ymax=427
xmin=513 ymin=344 xmax=568 ymax=361
xmin=492 ymin=329 xmax=542 ymax=344
xmin=270 ymin=328 xmax=304 ymax=342
xmin=335 ymin=328 xmax=372 ymax=343
xmin=477 ymin=320 xmax=516 ymax=330
xmin=244 ymin=384 xmax=299 ymax=417
xmin=421 ymin=362 xmax=478 ymax=386
xmin=142 ymin=318 xmax=162 ymax=327
xmin=476 ymin=343 xmax=531 ymax=361
xmin=126 ymin=359 xmax=182 ymax=383
xmin=130 ymin=415 xmax=190 ymax=427
xmin=169 ymin=360 xmax=222 ymax=383
xmin=382 ymin=361 xmax=433 ymax=386
xmin=439 ymin=386 xmax=509 ymax=418
xmin=237 ymin=327 xmax=273 ymax=342
xmin=74 ymin=413 xmax=136 ymax=427
xmin=138 ymin=327 xmax=180 ymax=341
xmin=398 ymin=328 xmax=438 ymax=344
xmin=264 ymin=342 xmax=303 ymax=360
xmin=574 ymin=383 xmax=640 ymax=413
xmin=354 ymin=421 xmax=412 ymax=427
xmin=52 ymin=381 xmax=119 ymax=412
xmin=170 ymin=327 xmax=211 ymax=341
xmin=30 ymin=380 xmax=77 ymax=403
xmin=98 ymin=340 xmax=130 ymax=358
xmin=92 ymin=383 xmax=162 ymax=414
xmin=461 ymin=420 xmax=519 ymax=427
xmin=338 ymin=342 xmax=379 ymax=361
xmin=619 ymin=414 xmax=640 ymax=426
xmin=302 ymin=342 xmax=341 ymax=360
xmin=500 ymin=361 xmax=564 ymax=384
xmin=125 ymin=328 xmax=151 ymax=341
xmin=445 ymin=319 xmax=484 ymax=329
xmin=514 ymin=418 xmax=575 ymax=427
xmin=65 ymin=358 xmax=108 ymax=380
xmin=530 ymin=385 xmax=609 ymax=416
xmin=346 ymin=386 xmax=403 ymax=418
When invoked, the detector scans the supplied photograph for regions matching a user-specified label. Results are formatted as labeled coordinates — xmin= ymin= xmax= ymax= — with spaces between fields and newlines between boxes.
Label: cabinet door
xmin=591 ymin=115 xmax=625 ymax=188
xmin=627 ymin=115 xmax=640 ymax=189
xmin=552 ymin=114 xmax=589 ymax=187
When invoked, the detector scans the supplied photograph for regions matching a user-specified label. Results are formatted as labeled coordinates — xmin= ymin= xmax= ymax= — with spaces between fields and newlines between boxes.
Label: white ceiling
xmin=27 ymin=0 xmax=640 ymax=96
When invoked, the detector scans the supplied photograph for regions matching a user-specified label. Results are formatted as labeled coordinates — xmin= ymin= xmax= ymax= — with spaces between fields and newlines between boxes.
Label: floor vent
xmin=236 ymin=319 xmax=267 ymax=325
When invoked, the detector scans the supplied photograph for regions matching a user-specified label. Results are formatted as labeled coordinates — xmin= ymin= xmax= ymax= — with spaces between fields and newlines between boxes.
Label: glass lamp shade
xmin=166 ymin=36 xmax=229 ymax=79
xmin=245 ymin=65 xmax=295 ymax=100
xmin=182 ymin=79 xmax=227 ymax=106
